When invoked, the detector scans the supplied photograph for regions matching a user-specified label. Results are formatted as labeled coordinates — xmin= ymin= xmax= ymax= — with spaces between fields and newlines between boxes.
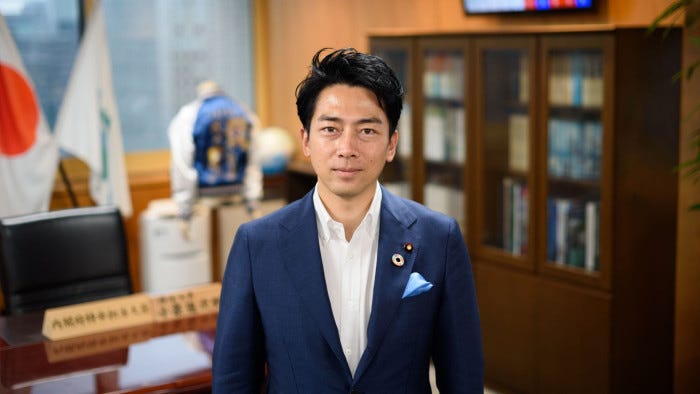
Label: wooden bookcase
xmin=370 ymin=27 xmax=681 ymax=393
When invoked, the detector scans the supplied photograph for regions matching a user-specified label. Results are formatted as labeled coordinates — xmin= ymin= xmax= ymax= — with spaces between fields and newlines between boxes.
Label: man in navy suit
xmin=213 ymin=48 xmax=483 ymax=393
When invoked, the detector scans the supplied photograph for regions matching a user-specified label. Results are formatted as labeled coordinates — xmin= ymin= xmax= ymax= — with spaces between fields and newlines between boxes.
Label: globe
xmin=256 ymin=126 xmax=296 ymax=175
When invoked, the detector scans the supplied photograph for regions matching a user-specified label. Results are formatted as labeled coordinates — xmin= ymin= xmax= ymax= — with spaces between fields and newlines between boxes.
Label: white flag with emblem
xmin=54 ymin=3 xmax=132 ymax=217
xmin=0 ymin=14 xmax=59 ymax=217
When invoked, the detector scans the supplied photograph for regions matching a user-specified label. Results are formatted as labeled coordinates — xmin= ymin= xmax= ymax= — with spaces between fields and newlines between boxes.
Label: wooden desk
xmin=0 ymin=312 xmax=216 ymax=393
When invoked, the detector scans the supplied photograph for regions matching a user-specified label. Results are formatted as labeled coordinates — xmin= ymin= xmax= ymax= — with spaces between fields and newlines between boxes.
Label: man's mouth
xmin=334 ymin=167 xmax=361 ymax=174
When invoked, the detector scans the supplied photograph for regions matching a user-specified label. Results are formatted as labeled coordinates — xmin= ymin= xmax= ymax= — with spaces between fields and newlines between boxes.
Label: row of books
xmin=504 ymin=53 xmax=529 ymax=105
xmin=425 ymin=183 xmax=465 ymax=225
xmin=423 ymin=105 xmax=466 ymax=163
xmin=383 ymin=182 xmax=465 ymax=228
xmin=517 ymin=53 xmax=529 ymax=104
xmin=423 ymin=52 xmax=464 ymax=100
xmin=548 ymin=52 xmax=604 ymax=108
xmin=383 ymin=181 xmax=411 ymax=200
xmin=547 ymin=197 xmax=599 ymax=272
xmin=502 ymin=177 xmax=529 ymax=256
xmin=548 ymin=118 xmax=602 ymax=180
xmin=397 ymin=104 xmax=413 ymax=157
xmin=508 ymin=113 xmax=530 ymax=172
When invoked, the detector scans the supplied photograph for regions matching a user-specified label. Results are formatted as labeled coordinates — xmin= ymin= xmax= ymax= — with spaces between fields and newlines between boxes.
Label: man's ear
xmin=386 ymin=130 xmax=398 ymax=162
xmin=300 ymin=127 xmax=311 ymax=157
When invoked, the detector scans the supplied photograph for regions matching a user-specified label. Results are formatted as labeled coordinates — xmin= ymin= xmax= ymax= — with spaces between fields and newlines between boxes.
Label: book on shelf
xmin=511 ymin=181 xmax=523 ymax=255
xmin=502 ymin=177 xmax=528 ymax=256
xmin=384 ymin=182 xmax=410 ymax=199
xmin=508 ymin=113 xmax=529 ymax=172
xmin=548 ymin=118 xmax=602 ymax=181
xmin=424 ymin=52 xmax=463 ymax=100
xmin=581 ymin=53 xmax=604 ymax=108
xmin=546 ymin=197 xmax=600 ymax=272
xmin=398 ymin=103 xmax=412 ymax=157
xmin=548 ymin=53 xmax=570 ymax=106
xmin=424 ymin=106 xmax=446 ymax=161
xmin=452 ymin=107 xmax=466 ymax=163
xmin=548 ymin=52 xmax=603 ymax=108
xmin=584 ymin=201 xmax=599 ymax=272
xmin=546 ymin=198 xmax=557 ymax=262
xmin=446 ymin=56 xmax=464 ymax=100
xmin=548 ymin=118 xmax=572 ymax=178
xmin=425 ymin=182 xmax=464 ymax=224
xmin=570 ymin=53 xmax=583 ymax=106
xmin=424 ymin=105 xmax=466 ymax=163
xmin=502 ymin=177 xmax=513 ymax=252
xmin=582 ymin=121 xmax=602 ymax=181
xmin=518 ymin=54 xmax=529 ymax=104
xmin=554 ymin=198 xmax=571 ymax=265
xmin=566 ymin=201 xmax=586 ymax=268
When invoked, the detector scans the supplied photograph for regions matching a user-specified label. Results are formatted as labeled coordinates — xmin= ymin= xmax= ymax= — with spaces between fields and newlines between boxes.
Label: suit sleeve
xmin=432 ymin=219 xmax=484 ymax=393
xmin=213 ymin=224 xmax=266 ymax=393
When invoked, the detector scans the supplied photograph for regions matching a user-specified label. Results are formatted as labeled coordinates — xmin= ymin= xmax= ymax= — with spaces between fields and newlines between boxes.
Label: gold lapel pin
xmin=391 ymin=253 xmax=405 ymax=267
xmin=403 ymin=242 xmax=413 ymax=252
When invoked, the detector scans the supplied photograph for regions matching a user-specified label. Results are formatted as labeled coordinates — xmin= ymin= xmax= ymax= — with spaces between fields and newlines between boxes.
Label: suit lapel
xmin=354 ymin=188 xmax=420 ymax=381
xmin=279 ymin=192 xmax=351 ymax=376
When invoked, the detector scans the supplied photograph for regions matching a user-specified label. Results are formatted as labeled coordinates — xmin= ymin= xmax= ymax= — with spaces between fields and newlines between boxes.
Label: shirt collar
xmin=313 ymin=182 xmax=382 ymax=242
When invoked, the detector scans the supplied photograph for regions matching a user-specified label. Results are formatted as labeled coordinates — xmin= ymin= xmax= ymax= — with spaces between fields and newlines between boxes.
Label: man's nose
xmin=336 ymin=131 xmax=358 ymax=157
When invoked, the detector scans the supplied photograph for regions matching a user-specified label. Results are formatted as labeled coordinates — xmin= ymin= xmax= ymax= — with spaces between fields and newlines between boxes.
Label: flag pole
xmin=52 ymin=0 xmax=85 ymax=210
xmin=58 ymin=160 xmax=79 ymax=208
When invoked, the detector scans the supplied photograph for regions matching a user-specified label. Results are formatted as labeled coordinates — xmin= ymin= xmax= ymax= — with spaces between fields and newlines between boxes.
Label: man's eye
xmin=360 ymin=128 xmax=376 ymax=135
xmin=321 ymin=126 xmax=338 ymax=133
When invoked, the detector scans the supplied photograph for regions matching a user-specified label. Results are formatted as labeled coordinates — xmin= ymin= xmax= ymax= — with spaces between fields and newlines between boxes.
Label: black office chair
xmin=0 ymin=206 xmax=133 ymax=315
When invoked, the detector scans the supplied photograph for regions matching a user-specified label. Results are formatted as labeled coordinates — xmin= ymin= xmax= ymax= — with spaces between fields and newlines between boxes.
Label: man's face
xmin=301 ymin=84 xmax=398 ymax=204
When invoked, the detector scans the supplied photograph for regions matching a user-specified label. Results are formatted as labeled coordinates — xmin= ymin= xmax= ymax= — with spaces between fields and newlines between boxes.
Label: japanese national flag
xmin=0 ymin=14 xmax=59 ymax=218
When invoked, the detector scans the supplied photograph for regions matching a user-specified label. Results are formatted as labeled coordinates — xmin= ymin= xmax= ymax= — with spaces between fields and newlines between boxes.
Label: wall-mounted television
xmin=464 ymin=0 xmax=594 ymax=15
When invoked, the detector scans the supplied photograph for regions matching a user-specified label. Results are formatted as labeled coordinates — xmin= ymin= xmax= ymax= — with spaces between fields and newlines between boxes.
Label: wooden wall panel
xmin=476 ymin=263 xmax=536 ymax=393
xmin=535 ymin=281 xmax=611 ymax=394
xmin=675 ymin=2 xmax=700 ymax=391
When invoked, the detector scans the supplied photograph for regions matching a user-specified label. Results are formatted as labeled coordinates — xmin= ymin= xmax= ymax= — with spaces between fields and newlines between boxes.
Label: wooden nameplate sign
xmin=151 ymin=282 xmax=221 ymax=322
xmin=42 ymin=294 xmax=154 ymax=341
xmin=41 ymin=283 xmax=222 ymax=341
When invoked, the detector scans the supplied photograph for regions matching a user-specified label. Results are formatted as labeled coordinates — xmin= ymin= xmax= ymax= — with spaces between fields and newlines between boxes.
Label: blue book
xmin=571 ymin=53 xmax=583 ymax=106
xmin=546 ymin=198 xmax=558 ymax=262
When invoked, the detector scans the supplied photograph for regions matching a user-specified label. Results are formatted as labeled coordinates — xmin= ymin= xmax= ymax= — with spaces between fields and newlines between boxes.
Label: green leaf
xmin=684 ymin=166 xmax=700 ymax=180
xmin=648 ymin=0 xmax=686 ymax=34
xmin=675 ymin=154 xmax=700 ymax=177
xmin=687 ymin=1 xmax=700 ymax=28
xmin=672 ymin=69 xmax=684 ymax=83
xmin=685 ymin=59 xmax=700 ymax=80
xmin=684 ymin=104 xmax=700 ymax=122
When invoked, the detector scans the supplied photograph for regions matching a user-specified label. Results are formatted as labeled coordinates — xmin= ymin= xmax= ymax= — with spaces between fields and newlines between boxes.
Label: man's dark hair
xmin=295 ymin=48 xmax=404 ymax=137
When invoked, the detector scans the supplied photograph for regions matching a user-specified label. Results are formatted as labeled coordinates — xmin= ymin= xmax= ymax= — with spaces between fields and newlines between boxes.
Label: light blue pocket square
xmin=402 ymin=272 xmax=433 ymax=299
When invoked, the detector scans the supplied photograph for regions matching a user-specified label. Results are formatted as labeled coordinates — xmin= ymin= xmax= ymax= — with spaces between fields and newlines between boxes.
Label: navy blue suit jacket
xmin=213 ymin=186 xmax=483 ymax=393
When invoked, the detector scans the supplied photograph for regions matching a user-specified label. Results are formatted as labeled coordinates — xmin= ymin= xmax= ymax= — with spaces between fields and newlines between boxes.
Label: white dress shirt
xmin=313 ymin=182 xmax=382 ymax=376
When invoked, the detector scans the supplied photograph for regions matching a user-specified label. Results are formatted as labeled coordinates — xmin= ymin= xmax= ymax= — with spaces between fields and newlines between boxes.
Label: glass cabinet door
xmin=540 ymin=36 xmax=609 ymax=285
xmin=474 ymin=38 xmax=535 ymax=267
xmin=370 ymin=39 xmax=413 ymax=199
xmin=419 ymin=40 xmax=467 ymax=231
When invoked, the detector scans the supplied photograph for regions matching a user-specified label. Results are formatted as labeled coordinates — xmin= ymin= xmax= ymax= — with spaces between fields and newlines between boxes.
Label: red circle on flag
xmin=0 ymin=63 xmax=40 ymax=156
